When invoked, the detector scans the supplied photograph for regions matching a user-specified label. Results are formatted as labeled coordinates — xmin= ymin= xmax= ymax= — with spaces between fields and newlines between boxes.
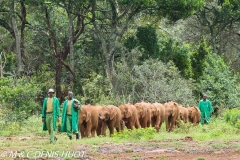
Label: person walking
xmin=61 ymin=91 xmax=81 ymax=140
xmin=198 ymin=93 xmax=213 ymax=124
xmin=42 ymin=88 xmax=60 ymax=144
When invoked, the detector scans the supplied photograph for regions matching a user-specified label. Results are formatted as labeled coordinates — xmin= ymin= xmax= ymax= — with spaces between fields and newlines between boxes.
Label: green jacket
xmin=60 ymin=98 xmax=81 ymax=133
xmin=42 ymin=97 xmax=60 ymax=131
xmin=198 ymin=99 xmax=213 ymax=124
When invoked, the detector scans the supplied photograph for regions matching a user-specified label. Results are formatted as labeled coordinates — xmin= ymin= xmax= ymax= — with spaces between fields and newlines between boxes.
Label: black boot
xmin=76 ymin=133 xmax=80 ymax=140
xmin=69 ymin=136 xmax=72 ymax=140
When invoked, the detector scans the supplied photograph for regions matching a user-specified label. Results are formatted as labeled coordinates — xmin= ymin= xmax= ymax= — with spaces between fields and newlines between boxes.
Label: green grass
xmin=1 ymin=115 xmax=240 ymax=158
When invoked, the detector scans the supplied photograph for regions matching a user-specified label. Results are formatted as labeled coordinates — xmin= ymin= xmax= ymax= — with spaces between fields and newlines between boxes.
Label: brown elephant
xmin=134 ymin=102 xmax=151 ymax=128
xmin=98 ymin=105 xmax=121 ymax=136
xmin=164 ymin=101 xmax=180 ymax=132
xmin=119 ymin=103 xmax=140 ymax=130
xmin=179 ymin=105 xmax=188 ymax=123
xmin=151 ymin=102 xmax=165 ymax=132
xmin=187 ymin=106 xmax=201 ymax=126
xmin=94 ymin=105 xmax=103 ymax=136
xmin=79 ymin=105 xmax=99 ymax=138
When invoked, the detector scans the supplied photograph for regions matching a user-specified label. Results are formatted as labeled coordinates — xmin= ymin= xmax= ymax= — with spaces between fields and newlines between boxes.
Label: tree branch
xmin=45 ymin=8 xmax=58 ymax=57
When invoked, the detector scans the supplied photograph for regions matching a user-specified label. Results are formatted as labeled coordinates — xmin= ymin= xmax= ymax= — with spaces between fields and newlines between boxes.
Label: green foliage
xmin=0 ymin=76 xmax=42 ymax=120
xmin=112 ymin=127 xmax=156 ymax=141
xmin=191 ymin=37 xmax=210 ymax=81
xmin=81 ymin=72 xmax=115 ymax=105
xmin=199 ymin=53 xmax=240 ymax=108
xmin=115 ymin=59 xmax=195 ymax=105
xmin=124 ymin=36 xmax=139 ymax=52
xmin=156 ymin=0 xmax=205 ymax=21
xmin=224 ymin=109 xmax=240 ymax=129
xmin=136 ymin=25 xmax=159 ymax=60
xmin=159 ymin=36 xmax=193 ymax=78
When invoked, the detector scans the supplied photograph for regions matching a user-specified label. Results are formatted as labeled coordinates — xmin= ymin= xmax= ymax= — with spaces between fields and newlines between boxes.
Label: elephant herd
xmin=78 ymin=101 xmax=201 ymax=138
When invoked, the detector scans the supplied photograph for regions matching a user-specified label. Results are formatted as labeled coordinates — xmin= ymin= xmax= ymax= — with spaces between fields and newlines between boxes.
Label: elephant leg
xmin=86 ymin=123 xmax=92 ymax=137
xmin=120 ymin=120 xmax=125 ymax=132
xmin=101 ymin=122 xmax=107 ymax=137
xmin=80 ymin=124 xmax=85 ymax=138
xmin=159 ymin=121 xmax=163 ymax=131
xmin=155 ymin=118 xmax=160 ymax=132
xmin=193 ymin=117 xmax=197 ymax=126
xmin=109 ymin=123 xmax=115 ymax=136
xmin=128 ymin=121 xmax=134 ymax=130
xmin=151 ymin=119 xmax=156 ymax=128
xmin=165 ymin=116 xmax=170 ymax=132
xmin=115 ymin=121 xmax=121 ymax=132
xmin=135 ymin=120 xmax=140 ymax=129
xmin=91 ymin=125 xmax=97 ymax=138
xmin=96 ymin=121 xmax=102 ymax=136
xmin=170 ymin=117 xmax=175 ymax=132
xmin=147 ymin=118 xmax=151 ymax=128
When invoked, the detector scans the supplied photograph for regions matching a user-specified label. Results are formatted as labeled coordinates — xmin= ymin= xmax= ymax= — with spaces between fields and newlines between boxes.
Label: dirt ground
xmin=80 ymin=137 xmax=240 ymax=160
xmin=1 ymin=136 xmax=240 ymax=160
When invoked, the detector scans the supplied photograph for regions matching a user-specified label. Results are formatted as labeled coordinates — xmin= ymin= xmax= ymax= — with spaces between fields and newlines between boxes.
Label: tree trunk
xmin=20 ymin=0 xmax=27 ymax=65
xmin=11 ymin=0 xmax=22 ymax=75
xmin=55 ymin=58 xmax=63 ymax=102
xmin=68 ymin=11 xmax=74 ymax=90
xmin=0 ymin=52 xmax=2 ymax=78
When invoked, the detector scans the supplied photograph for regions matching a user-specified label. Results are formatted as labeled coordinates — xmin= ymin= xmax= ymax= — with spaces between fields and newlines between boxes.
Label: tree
xmin=0 ymin=0 xmax=29 ymax=75
xmin=199 ymin=53 xmax=240 ymax=109
xmin=115 ymin=59 xmax=196 ymax=105
xmin=90 ymin=0 xmax=205 ymax=93
xmin=191 ymin=37 xmax=210 ymax=81
xmin=136 ymin=25 xmax=159 ymax=60
xmin=29 ymin=0 xmax=89 ymax=102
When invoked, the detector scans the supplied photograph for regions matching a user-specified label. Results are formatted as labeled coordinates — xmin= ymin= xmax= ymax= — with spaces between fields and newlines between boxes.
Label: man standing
xmin=61 ymin=91 xmax=81 ymax=140
xmin=42 ymin=88 xmax=60 ymax=144
xmin=198 ymin=93 xmax=213 ymax=124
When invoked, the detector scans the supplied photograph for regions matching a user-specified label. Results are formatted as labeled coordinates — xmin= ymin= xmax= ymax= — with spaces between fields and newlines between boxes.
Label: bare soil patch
xmin=81 ymin=138 xmax=240 ymax=160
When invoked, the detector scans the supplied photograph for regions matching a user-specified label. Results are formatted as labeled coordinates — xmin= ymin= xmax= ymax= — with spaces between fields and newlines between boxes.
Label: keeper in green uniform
xmin=42 ymin=88 xmax=60 ymax=144
xmin=61 ymin=91 xmax=81 ymax=140
xmin=198 ymin=93 xmax=213 ymax=124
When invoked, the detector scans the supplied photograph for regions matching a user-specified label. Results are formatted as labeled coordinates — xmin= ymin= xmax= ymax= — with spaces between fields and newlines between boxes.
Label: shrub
xmin=112 ymin=127 xmax=156 ymax=141
xmin=115 ymin=59 xmax=195 ymax=105
xmin=199 ymin=53 xmax=240 ymax=109
xmin=224 ymin=109 xmax=240 ymax=129
xmin=0 ymin=76 xmax=42 ymax=126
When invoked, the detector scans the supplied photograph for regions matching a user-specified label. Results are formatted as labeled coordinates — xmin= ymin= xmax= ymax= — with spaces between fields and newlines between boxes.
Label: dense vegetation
xmin=0 ymin=0 xmax=240 ymax=127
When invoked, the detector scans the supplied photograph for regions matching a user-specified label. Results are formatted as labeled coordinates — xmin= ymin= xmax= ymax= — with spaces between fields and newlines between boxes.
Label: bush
xmin=0 ymin=76 xmax=42 ymax=127
xmin=199 ymin=53 xmax=240 ymax=109
xmin=112 ymin=127 xmax=156 ymax=141
xmin=115 ymin=59 xmax=196 ymax=105
xmin=224 ymin=109 xmax=240 ymax=129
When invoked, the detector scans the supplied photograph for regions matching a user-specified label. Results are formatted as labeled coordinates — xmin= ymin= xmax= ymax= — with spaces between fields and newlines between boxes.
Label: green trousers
xmin=46 ymin=114 xmax=57 ymax=143
xmin=66 ymin=115 xmax=79 ymax=137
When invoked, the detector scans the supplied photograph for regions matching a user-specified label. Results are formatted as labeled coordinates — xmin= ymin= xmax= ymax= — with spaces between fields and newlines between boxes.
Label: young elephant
xmin=187 ymin=106 xmax=201 ymax=126
xmin=94 ymin=105 xmax=103 ymax=136
xmin=164 ymin=101 xmax=180 ymax=132
xmin=98 ymin=105 xmax=121 ymax=136
xmin=179 ymin=105 xmax=189 ymax=123
xmin=151 ymin=102 xmax=165 ymax=132
xmin=134 ymin=102 xmax=151 ymax=128
xmin=119 ymin=103 xmax=140 ymax=130
xmin=79 ymin=105 xmax=99 ymax=138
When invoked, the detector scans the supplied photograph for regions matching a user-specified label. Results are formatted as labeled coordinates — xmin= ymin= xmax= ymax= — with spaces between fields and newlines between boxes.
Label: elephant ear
xmin=157 ymin=107 xmax=160 ymax=115
xmin=109 ymin=107 xmax=117 ymax=120
xmin=86 ymin=112 xmax=91 ymax=122
xmin=142 ymin=107 xmax=147 ymax=118
xmin=172 ymin=102 xmax=178 ymax=117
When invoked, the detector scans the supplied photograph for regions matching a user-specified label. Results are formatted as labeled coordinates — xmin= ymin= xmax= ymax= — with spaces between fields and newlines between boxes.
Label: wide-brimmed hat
xmin=48 ymin=88 xmax=54 ymax=93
